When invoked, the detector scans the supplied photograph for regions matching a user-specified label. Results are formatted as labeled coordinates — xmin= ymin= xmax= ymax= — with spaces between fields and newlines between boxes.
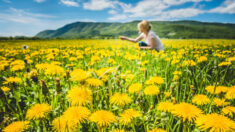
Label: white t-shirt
xmin=140 ymin=30 xmax=164 ymax=51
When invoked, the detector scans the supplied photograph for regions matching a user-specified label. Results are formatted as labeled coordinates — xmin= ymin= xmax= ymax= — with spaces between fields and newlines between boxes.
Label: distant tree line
xmin=0 ymin=36 xmax=45 ymax=41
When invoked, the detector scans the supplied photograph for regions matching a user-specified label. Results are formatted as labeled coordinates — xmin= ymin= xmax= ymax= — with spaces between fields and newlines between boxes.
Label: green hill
xmin=35 ymin=20 xmax=235 ymax=39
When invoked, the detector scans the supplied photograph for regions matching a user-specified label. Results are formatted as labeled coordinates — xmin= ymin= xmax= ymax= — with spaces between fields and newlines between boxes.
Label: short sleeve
xmin=148 ymin=32 xmax=155 ymax=39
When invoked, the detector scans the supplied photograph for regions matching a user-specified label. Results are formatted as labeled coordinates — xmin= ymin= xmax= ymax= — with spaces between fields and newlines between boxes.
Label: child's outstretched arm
xmin=120 ymin=34 xmax=143 ymax=43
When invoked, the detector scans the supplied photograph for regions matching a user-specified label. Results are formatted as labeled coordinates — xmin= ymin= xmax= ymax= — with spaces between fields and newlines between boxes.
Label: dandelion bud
xmin=172 ymin=75 xmax=179 ymax=82
xmin=116 ymin=79 xmax=120 ymax=85
xmin=66 ymin=70 xmax=70 ymax=79
xmin=40 ymin=80 xmax=48 ymax=96
xmin=24 ymin=59 xmax=28 ymax=65
xmin=170 ymin=85 xmax=174 ymax=91
xmin=55 ymin=77 xmax=61 ymax=93
xmin=150 ymin=105 xmax=154 ymax=110
xmin=26 ymin=68 xmax=30 ymax=73
xmin=144 ymin=69 xmax=148 ymax=79
xmin=190 ymin=85 xmax=194 ymax=89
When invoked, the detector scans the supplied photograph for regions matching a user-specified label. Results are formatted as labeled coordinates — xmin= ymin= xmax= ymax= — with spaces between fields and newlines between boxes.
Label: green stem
xmin=132 ymin=123 xmax=136 ymax=132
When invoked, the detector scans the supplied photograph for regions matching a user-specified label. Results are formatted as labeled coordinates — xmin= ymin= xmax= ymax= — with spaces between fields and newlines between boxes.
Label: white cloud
xmin=108 ymin=10 xmax=117 ymax=15
xmin=123 ymin=0 xmax=210 ymax=17
xmin=162 ymin=0 xmax=211 ymax=5
xmin=108 ymin=0 xmax=211 ymax=21
xmin=209 ymin=0 xmax=235 ymax=14
xmin=123 ymin=0 xmax=168 ymax=17
xmin=9 ymin=8 xmax=55 ymax=18
xmin=34 ymin=0 xmax=46 ymax=3
xmin=0 ymin=8 xmax=56 ymax=24
xmin=108 ymin=14 xmax=127 ymax=21
xmin=83 ymin=0 xmax=115 ymax=10
xmin=0 ymin=8 xmax=87 ymax=36
xmin=60 ymin=0 xmax=79 ymax=7
xmin=164 ymin=8 xmax=204 ymax=18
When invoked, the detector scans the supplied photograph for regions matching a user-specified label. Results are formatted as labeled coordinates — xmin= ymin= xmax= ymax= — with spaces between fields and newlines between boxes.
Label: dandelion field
xmin=0 ymin=39 xmax=235 ymax=132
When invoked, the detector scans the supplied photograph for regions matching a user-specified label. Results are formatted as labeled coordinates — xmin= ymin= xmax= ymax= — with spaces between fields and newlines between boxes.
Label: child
xmin=120 ymin=20 xmax=164 ymax=51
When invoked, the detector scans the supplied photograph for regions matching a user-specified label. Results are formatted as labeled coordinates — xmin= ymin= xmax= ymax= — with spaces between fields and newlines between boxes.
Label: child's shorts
xmin=138 ymin=41 xmax=148 ymax=46
xmin=138 ymin=41 xmax=162 ymax=52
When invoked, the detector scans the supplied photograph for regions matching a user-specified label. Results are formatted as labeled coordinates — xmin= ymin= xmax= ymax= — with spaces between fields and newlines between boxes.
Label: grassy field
xmin=0 ymin=39 xmax=235 ymax=132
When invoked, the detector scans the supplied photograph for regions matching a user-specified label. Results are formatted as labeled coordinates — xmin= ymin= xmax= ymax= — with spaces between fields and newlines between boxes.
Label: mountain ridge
xmin=35 ymin=20 xmax=235 ymax=39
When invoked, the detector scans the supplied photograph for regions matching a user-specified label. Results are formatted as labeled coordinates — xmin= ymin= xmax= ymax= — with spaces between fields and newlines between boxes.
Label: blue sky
xmin=0 ymin=0 xmax=235 ymax=36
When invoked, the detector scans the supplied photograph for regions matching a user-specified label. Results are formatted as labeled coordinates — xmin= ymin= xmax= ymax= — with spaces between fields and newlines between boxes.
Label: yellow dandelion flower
xmin=148 ymin=128 xmax=167 ymax=132
xmin=45 ymin=64 xmax=65 ymax=76
xmin=66 ymin=64 xmax=74 ymax=67
xmin=0 ymin=60 xmax=9 ymax=71
xmin=213 ymin=98 xmax=229 ymax=107
xmin=128 ymin=83 xmax=142 ymax=93
xmin=69 ymin=57 xmax=77 ymax=61
xmin=70 ymin=69 xmax=90 ymax=82
xmin=144 ymin=85 xmax=160 ymax=96
xmin=157 ymin=101 xmax=174 ymax=112
xmin=29 ymin=69 xmax=38 ymax=78
xmin=171 ymin=102 xmax=202 ymax=122
xmin=29 ymin=69 xmax=38 ymax=82
xmin=109 ymin=129 xmax=125 ymax=132
xmin=10 ymin=60 xmax=25 ymax=71
xmin=172 ymin=75 xmax=179 ymax=82
xmin=90 ymin=55 xmax=100 ymax=63
xmin=163 ymin=92 xmax=171 ymax=98
xmin=195 ymin=113 xmax=235 ymax=132
xmin=107 ymin=58 xmax=116 ymax=65
xmin=218 ymin=61 xmax=232 ymax=66
xmin=205 ymin=86 xmax=228 ymax=94
xmin=197 ymin=56 xmax=207 ymax=63
xmin=67 ymin=86 xmax=92 ymax=106
xmin=63 ymin=106 xmax=91 ymax=125
xmin=120 ymin=73 xmax=135 ymax=81
xmin=110 ymin=93 xmax=131 ymax=107
xmin=171 ymin=59 xmax=180 ymax=65
xmin=11 ymin=64 xmax=25 ymax=71
xmin=145 ymin=76 xmax=164 ymax=85
xmin=225 ymin=86 xmax=235 ymax=100
xmin=226 ymin=56 xmax=235 ymax=61
xmin=214 ymin=53 xmax=226 ymax=58
xmin=96 ymin=67 xmax=115 ymax=77
xmin=173 ymin=71 xmax=182 ymax=75
xmin=1 ymin=86 xmax=10 ymax=92
xmin=86 ymin=78 xmax=103 ymax=87
xmin=222 ymin=106 xmax=235 ymax=117
xmin=101 ymin=75 xmax=109 ymax=82
xmin=3 ymin=77 xmax=21 ymax=85
xmin=36 ymin=63 xmax=49 ymax=71
xmin=52 ymin=115 xmax=76 ymax=132
xmin=26 ymin=103 xmax=51 ymax=120
xmin=182 ymin=60 xmax=196 ymax=67
xmin=89 ymin=110 xmax=117 ymax=128
xmin=119 ymin=108 xmax=142 ymax=125
xmin=192 ymin=94 xmax=210 ymax=105
xmin=3 ymin=121 xmax=30 ymax=132
xmin=140 ymin=67 xmax=146 ymax=71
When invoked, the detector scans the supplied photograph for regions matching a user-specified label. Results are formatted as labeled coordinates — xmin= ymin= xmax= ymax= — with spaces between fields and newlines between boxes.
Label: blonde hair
xmin=138 ymin=20 xmax=152 ymax=31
